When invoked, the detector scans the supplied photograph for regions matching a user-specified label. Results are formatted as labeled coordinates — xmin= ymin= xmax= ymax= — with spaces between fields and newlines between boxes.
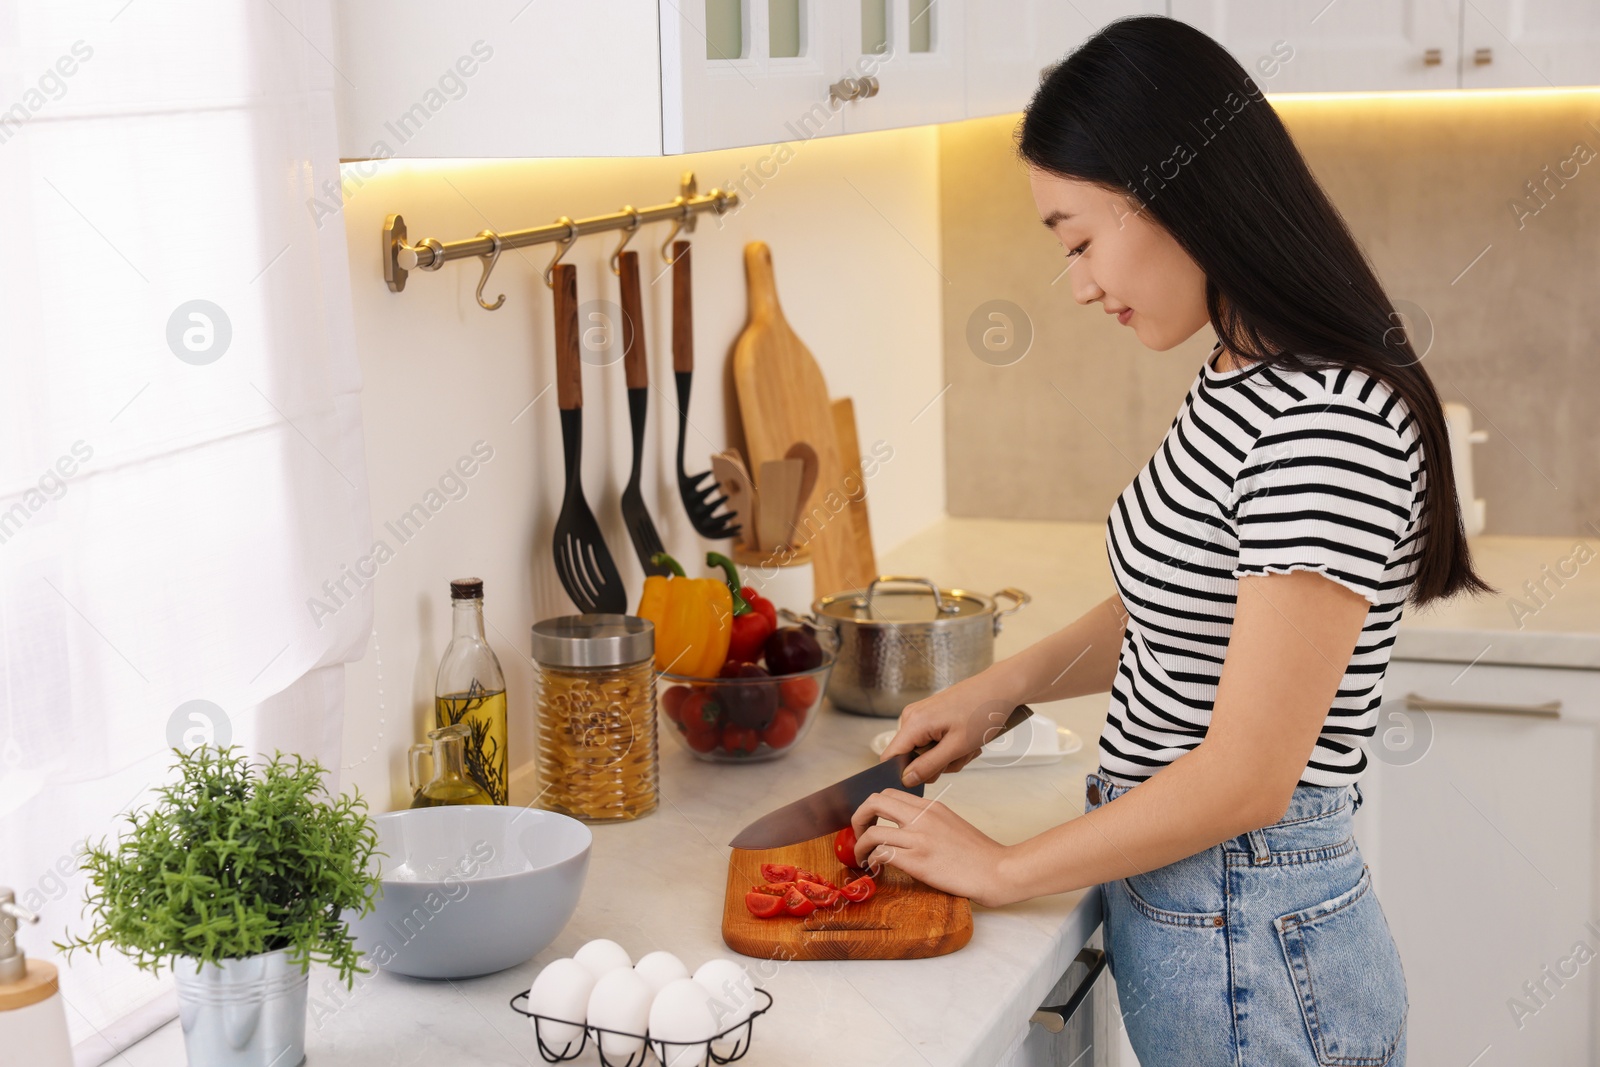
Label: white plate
xmin=869 ymin=712 xmax=1082 ymax=768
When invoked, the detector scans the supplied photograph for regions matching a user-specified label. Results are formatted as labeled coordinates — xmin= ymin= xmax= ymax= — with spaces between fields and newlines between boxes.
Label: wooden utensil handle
xmin=618 ymin=250 xmax=648 ymax=390
xmin=743 ymin=241 xmax=783 ymax=322
xmin=553 ymin=263 xmax=581 ymax=411
xmin=671 ymin=240 xmax=693 ymax=374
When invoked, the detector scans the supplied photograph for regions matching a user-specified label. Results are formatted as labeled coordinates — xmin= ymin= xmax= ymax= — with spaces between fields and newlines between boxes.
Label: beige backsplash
xmin=939 ymin=93 xmax=1600 ymax=537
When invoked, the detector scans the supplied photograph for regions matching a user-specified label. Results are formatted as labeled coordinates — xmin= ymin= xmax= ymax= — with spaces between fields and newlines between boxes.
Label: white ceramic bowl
xmin=346 ymin=806 xmax=591 ymax=979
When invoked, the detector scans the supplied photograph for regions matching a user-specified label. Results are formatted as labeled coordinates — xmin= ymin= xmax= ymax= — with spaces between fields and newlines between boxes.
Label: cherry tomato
xmin=745 ymin=891 xmax=785 ymax=918
xmin=683 ymin=722 xmax=719 ymax=753
xmin=721 ymin=724 xmax=759 ymax=755
xmin=834 ymin=826 xmax=863 ymax=870
xmin=680 ymin=690 xmax=719 ymax=731
xmin=759 ymin=863 xmax=798 ymax=884
xmin=794 ymin=879 xmax=840 ymax=907
xmin=781 ymin=886 xmax=815 ymax=917
xmin=779 ymin=675 xmax=819 ymax=711
xmin=759 ymin=708 xmax=798 ymax=750
xmin=662 ymin=685 xmax=692 ymax=725
xmin=840 ymin=875 xmax=877 ymax=903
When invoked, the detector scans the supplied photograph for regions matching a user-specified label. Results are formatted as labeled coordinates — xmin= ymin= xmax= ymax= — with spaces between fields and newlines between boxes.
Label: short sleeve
xmin=1230 ymin=401 xmax=1421 ymax=606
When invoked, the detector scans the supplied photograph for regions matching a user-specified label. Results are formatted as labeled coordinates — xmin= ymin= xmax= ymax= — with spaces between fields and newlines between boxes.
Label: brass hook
xmin=609 ymin=207 xmax=642 ymax=276
xmin=543 ymin=216 xmax=580 ymax=289
xmin=661 ymin=199 xmax=689 ymax=265
xmin=474 ymin=230 xmax=505 ymax=311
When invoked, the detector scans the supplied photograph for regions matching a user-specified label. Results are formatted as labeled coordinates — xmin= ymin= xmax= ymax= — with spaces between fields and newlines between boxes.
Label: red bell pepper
xmin=707 ymin=552 xmax=776 ymax=664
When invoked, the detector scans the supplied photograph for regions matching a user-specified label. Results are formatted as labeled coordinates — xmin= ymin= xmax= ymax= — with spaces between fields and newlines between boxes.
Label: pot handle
xmin=864 ymin=575 xmax=961 ymax=616
xmin=991 ymin=588 xmax=1031 ymax=635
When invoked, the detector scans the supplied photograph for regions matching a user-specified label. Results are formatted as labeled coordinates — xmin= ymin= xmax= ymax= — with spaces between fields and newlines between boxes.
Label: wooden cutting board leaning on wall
xmin=732 ymin=241 xmax=876 ymax=599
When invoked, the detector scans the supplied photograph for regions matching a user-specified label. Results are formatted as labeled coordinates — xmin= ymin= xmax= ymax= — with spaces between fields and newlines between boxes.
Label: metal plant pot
xmin=806 ymin=575 xmax=1030 ymax=718
xmin=173 ymin=949 xmax=309 ymax=1067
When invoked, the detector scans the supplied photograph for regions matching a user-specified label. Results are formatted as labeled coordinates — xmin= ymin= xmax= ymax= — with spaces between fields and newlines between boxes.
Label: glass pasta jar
xmin=531 ymin=614 xmax=658 ymax=822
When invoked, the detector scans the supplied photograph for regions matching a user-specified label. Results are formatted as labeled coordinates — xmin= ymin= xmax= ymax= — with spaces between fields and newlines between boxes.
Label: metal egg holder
xmin=509 ymin=986 xmax=774 ymax=1067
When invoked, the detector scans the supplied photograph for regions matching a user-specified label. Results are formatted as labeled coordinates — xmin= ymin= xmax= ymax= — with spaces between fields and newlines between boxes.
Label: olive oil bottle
xmin=434 ymin=578 xmax=509 ymax=805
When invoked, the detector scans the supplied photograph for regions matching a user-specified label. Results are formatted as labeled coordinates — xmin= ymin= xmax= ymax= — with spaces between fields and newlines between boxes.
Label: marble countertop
xmin=122 ymin=517 xmax=1596 ymax=1066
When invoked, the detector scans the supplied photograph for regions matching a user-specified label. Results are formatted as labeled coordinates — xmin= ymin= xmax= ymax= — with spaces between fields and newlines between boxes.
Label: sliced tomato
xmin=834 ymin=826 xmax=861 ymax=869
xmin=793 ymin=867 xmax=829 ymax=888
xmin=840 ymin=875 xmax=877 ymax=903
xmin=759 ymin=863 xmax=798 ymax=884
xmin=745 ymin=891 xmax=786 ymax=918
xmin=795 ymin=879 xmax=840 ymax=907
xmin=781 ymin=885 xmax=815 ymax=917
xmin=749 ymin=881 xmax=793 ymax=897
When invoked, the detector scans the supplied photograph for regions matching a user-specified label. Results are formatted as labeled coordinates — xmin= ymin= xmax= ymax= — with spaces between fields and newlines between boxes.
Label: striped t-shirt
xmin=1101 ymin=342 xmax=1428 ymax=788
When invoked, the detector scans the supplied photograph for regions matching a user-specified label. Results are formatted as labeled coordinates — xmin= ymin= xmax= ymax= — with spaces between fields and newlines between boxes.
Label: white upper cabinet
xmin=332 ymin=0 xmax=666 ymax=158
xmin=1168 ymin=0 xmax=1462 ymax=92
xmin=1460 ymin=0 xmax=1600 ymax=88
xmin=661 ymin=0 xmax=843 ymax=154
xmin=965 ymin=1 xmax=1165 ymax=120
xmin=1170 ymin=0 xmax=1600 ymax=92
xmin=837 ymin=0 xmax=965 ymax=134
xmin=331 ymin=1 xmax=1600 ymax=160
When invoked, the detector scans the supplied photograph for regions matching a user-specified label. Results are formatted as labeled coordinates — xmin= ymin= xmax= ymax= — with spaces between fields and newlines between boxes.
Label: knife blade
xmin=726 ymin=704 xmax=1036 ymax=849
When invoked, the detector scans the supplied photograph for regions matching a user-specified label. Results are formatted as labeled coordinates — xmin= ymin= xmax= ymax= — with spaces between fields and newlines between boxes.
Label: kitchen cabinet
xmin=1352 ymin=658 xmax=1600 ymax=1066
xmin=965 ymin=0 xmax=1167 ymax=120
xmin=1170 ymin=0 xmax=1600 ymax=91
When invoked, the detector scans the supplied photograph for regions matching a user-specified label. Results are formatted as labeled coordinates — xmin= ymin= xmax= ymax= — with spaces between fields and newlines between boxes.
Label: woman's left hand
xmin=848 ymin=790 xmax=1015 ymax=908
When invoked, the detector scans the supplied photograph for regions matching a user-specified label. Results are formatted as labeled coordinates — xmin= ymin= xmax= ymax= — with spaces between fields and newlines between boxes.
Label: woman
xmin=848 ymin=15 xmax=1495 ymax=1067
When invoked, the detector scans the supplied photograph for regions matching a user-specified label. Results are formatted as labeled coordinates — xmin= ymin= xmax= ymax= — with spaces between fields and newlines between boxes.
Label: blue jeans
xmin=1085 ymin=771 xmax=1408 ymax=1066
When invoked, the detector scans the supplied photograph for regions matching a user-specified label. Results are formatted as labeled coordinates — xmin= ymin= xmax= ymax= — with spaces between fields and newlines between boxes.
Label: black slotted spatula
xmin=670 ymin=241 xmax=739 ymax=540
xmin=550 ymin=263 xmax=627 ymax=614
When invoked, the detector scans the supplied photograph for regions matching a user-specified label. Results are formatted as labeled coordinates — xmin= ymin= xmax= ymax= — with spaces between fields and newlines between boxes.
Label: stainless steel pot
xmin=804 ymin=575 xmax=1030 ymax=718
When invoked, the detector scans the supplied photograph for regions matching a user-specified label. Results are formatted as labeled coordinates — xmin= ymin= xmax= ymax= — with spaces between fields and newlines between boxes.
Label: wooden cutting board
xmin=721 ymin=833 xmax=973 ymax=961
xmin=732 ymin=242 xmax=874 ymax=599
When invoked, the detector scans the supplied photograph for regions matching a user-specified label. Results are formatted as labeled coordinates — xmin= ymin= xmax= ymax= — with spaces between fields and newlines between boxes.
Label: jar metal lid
xmin=531 ymin=614 xmax=654 ymax=668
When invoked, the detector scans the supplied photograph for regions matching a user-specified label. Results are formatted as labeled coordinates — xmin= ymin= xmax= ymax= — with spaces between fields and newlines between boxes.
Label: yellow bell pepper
xmin=635 ymin=552 xmax=732 ymax=678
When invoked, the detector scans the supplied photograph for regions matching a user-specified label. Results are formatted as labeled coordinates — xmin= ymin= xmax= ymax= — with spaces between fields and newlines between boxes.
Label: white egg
xmin=648 ymin=977 xmax=721 ymax=1067
xmin=586 ymin=968 xmax=654 ymax=1062
xmin=633 ymin=950 xmax=690 ymax=995
xmin=692 ymin=958 xmax=760 ymax=1055
xmin=573 ymin=937 xmax=633 ymax=978
xmin=524 ymin=958 xmax=594 ymax=1053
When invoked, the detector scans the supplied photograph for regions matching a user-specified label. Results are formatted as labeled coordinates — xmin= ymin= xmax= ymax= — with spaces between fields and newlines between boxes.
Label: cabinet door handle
xmin=1423 ymin=48 xmax=1443 ymax=66
xmin=1030 ymin=948 xmax=1107 ymax=1034
xmin=1474 ymin=47 xmax=1493 ymax=66
xmin=1403 ymin=692 xmax=1561 ymax=719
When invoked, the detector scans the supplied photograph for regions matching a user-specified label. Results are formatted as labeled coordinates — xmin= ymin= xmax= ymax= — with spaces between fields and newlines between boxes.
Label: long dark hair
xmin=1018 ymin=15 xmax=1493 ymax=606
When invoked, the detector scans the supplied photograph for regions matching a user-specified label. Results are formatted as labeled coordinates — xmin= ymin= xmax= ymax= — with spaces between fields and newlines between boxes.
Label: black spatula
xmin=550 ymin=263 xmax=627 ymax=614
xmin=670 ymin=241 xmax=739 ymax=540
xmin=617 ymin=251 xmax=670 ymax=578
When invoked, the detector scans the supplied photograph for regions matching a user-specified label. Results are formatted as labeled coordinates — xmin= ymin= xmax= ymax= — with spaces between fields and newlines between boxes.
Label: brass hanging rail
xmin=381 ymin=172 xmax=739 ymax=309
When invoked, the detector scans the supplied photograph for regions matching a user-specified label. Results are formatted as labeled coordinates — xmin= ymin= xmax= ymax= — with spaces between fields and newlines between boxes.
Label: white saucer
xmin=869 ymin=711 xmax=1082 ymax=768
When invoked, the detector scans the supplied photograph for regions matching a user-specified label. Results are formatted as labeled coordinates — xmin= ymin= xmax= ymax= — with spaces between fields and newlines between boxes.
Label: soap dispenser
xmin=0 ymin=888 xmax=73 ymax=1067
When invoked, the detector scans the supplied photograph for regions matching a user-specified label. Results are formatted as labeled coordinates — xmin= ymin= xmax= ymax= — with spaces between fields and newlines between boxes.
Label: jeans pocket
xmin=1275 ymin=865 xmax=1407 ymax=1066
xmin=1122 ymin=846 xmax=1227 ymax=928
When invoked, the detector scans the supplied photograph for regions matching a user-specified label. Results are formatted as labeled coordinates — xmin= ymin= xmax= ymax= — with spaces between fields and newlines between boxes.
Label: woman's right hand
xmin=878 ymin=684 xmax=1019 ymax=787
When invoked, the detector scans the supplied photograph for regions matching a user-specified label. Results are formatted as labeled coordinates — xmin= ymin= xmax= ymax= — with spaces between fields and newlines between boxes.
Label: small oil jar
xmin=531 ymin=614 xmax=657 ymax=822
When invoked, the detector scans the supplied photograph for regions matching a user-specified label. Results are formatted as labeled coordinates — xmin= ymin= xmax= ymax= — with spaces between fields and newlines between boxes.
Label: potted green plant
xmin=58 ymin=746 xmax=381 ymax=1067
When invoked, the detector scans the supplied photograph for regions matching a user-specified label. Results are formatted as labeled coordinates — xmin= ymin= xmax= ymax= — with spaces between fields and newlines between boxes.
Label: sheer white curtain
xmin=0 ymin=1 xmax=371 ymax=1060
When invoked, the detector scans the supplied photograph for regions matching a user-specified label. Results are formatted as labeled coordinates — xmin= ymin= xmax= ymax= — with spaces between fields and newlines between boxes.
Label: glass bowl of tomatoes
xmin=657 ymin=652 xmax=834 ymax=762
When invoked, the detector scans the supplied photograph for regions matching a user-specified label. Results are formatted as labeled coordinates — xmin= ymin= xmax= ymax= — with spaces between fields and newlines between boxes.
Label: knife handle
xmin=907 ymin=704 xmax=1033 ymax=759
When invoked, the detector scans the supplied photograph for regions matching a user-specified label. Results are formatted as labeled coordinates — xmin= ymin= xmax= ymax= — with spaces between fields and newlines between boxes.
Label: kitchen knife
xmin=727 ymin=704 xmax=1036 ymax=849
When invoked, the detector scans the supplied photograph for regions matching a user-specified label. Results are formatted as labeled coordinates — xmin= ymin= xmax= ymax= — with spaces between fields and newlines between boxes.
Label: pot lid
xmin=817 ymin=577 xmax=991 ymax=623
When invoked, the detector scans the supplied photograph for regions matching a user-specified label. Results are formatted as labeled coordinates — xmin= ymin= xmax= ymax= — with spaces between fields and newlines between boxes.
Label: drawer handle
xmin=1030 ymin=948 xmax=1107 ymax=1034
xmin=1403 ymin=692 xmax=1561 ymax=719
